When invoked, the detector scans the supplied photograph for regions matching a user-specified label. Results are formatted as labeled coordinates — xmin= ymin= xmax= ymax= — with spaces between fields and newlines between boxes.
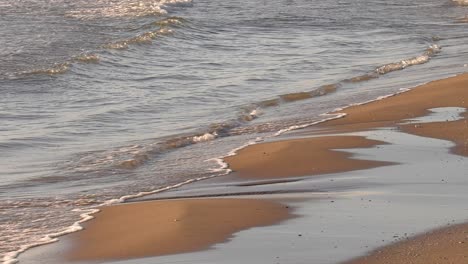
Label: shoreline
xmin=15 ymin=72 xmax=468 ymax=264
xmin=315 ymin=73 xmax=468 ymax=156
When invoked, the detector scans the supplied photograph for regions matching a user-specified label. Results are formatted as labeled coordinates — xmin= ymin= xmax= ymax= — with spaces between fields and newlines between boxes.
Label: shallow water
xmin=1 ymin=0 xmax=468 ymax=261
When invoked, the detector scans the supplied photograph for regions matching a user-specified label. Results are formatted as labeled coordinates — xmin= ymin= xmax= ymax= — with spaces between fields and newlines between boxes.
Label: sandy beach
xmin=18 ymin=73 xmax=467 ymax=264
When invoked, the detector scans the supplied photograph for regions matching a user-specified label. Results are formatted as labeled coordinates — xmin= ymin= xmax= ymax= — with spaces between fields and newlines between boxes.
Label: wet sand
xmin=401 ymin=112 xmax=468 ymax=156
xmin=67 ymin=198 xmax=290 ymax=261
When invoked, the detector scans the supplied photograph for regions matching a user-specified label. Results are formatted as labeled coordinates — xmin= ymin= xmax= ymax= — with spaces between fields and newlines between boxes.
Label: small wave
xmin=344 ymin=73 xmax=379 ymax=83
xmin=193 ymin=133 xmax=217 ymax=143
xmin=216 ymin=44 xmax=444 ymax=160
xmin=280 ymin=92 xmax=312 ymax=102
xmin=278 ymin=83 xmax=341 ymax=103
xmin=311 ymin=83 xmax=340 ymax=96
xmin=259 ymin=98 xmax=281 ymax=108
xmin=452 ymin=0 xmax=468 ymax=6
xmin=103 ymin=42 xmax=130 ymax=50
xmin=153 ymin=16 xmax=186 ymax=27
xmin=66 ymin=108 xmax=264 ymax=172
xmin=22 ymin=62 xmax=70 ymax=76
xmin=11 ymin=51 xmax=103 ymax=78
xmin=104 ymin=28 xmax=173 ymax=49
xmin=69 ymin=126 xmax=231 ymax=172
xmin=239 ymin=107 xmax=262 ymax=122
xmin=456 ymin=15 xmax=468 ymax=23
xmin=118 ymin=154 xmax=149 ymax=169
xmin=375 ymin=44 xmax=441 ymax=75
xmin=65 ymin=0 xmax=193 ymax=19
xmin=73 ymin=53 xmax=100 ymax=63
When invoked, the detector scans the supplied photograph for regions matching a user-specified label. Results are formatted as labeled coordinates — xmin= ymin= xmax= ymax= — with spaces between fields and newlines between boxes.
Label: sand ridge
xmin=67 ymin=198 xmax=291 ymax=261
xmin=345 ymin=223 xmax=468 ymax=264
xmin=224 ymin=136 xmax=394 ymax=179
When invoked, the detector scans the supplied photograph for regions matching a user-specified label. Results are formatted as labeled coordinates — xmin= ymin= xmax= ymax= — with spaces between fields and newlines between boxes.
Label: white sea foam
xmin=248 ymin=108 xmax=261 ymax=119
xmin=2 ymin=169 xmax=234 ymax=264
xmin=209 ymin=113 xmax=349 ymax=178
xmin=66 ymin=0 xmax=193 ymax=19
xmin=193 ymin=133 xmax=217 ymax=143
xmin=375 ymin=44 xmax=441 ymax=75
xmin=203 ymin=138 xmax=262 ymax=177
xmin=2 ymin=208 xmax=99 ymax=264
xmin=334 ymin=87 xmax=414 ymax=112
xmin=273 ymin=113 xmax=347 ymax=137
xmin=239 ymin=107 xmax=263 ymax=121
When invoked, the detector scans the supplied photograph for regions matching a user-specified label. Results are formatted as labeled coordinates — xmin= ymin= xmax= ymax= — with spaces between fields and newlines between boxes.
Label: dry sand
xmin=66 ymin=198 xmax=291 ymax=261
xmin=345 ymin=223 xmax=468 ymax=264
xmin=224 ymin=136 xmax=394 ymax=179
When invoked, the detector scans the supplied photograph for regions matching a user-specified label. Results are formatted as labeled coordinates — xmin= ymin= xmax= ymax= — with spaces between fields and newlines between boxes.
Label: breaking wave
xmin=17 ymin=53 xmax=100 ymax=76
xmin=103 ymin=28 xmax=174 ymax=49
xmin=213 ymin=43 xmax=443 ymax=118
xmin=152 ymin=16 xmax=187 ymax=27
xmin=21 ymin=63 xmax=71 ymax=76
xmin=65 ymin=0 xmax=193 ymax=19
xmin=103 ymin=16 xmax=184 ymax=50
xmin=13 ymin=15 xmax=184 ymax=77
xmin=456 ymin=15 xmax=468 ymax=23
xmin=375 ymin=44 xmax=441 ymax=74
xmin=73 ymin=53 xmax=100 ymax=63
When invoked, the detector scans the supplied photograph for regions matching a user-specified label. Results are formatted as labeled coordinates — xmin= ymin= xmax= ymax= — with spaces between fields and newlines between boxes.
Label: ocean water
xmin=1 ymin=0 xmax=467 ymax=262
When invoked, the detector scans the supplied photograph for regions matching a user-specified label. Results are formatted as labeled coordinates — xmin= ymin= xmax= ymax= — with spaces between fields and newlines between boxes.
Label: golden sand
xmin=224 ymin=136 xmax=393 ymax=179
xmin=346 ymin=223 xmax=468 ymax=264
xmin=321 ymin=73 xmax=468 ymax=156
xmin=67 ymin=198 xmax=290 ymax=261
